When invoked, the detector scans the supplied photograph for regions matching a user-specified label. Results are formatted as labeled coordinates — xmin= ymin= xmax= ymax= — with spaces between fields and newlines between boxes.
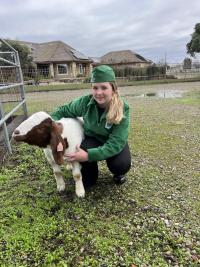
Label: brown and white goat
xmin=12 ymin=111 xmax=85 ymax=197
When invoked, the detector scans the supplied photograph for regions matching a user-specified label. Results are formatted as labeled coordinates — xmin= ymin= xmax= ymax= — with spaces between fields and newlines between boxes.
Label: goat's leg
xmin=72 ymin=162 xmax=85 ymax=197
xmin=44 ymin=149 xmax=65 ymax=192
xmin=53 ymin=165 xmax=66 ymax=192
xmin=66 ymin=162 xmax=73 ymax=171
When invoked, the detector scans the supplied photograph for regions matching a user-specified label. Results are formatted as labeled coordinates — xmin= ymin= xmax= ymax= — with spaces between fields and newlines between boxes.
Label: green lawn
xmin=0 ymin=88 xmax=200 ymax=266
xmin=23 ymin=77 xmax=200 ymax=93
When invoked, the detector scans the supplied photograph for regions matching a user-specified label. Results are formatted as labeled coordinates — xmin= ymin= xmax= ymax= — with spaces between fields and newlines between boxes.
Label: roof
xmin=101 ymin=50 xmax=151 ymax=64
xmin=14 ymin=40 xmax=92 ymax=63
xmin=89 ymin=56 xmax=101 ymax=63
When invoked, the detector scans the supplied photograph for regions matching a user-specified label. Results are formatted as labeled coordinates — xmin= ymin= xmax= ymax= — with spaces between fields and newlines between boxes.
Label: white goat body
xmin=44 ymin=117 xmax=85 ymax=197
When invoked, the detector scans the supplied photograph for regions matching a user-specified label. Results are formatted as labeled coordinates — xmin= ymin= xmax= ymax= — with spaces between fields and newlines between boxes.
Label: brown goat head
xmin=12 ymin=112 xmax=68 ymax=165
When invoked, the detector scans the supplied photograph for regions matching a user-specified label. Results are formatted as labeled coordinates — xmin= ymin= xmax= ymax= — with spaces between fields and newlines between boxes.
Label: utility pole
xmin=164 ymin=52 xmax=167 ymax=79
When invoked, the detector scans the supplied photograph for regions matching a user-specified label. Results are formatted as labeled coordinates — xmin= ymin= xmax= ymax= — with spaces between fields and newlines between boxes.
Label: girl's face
xmin=92 ymin=82 xmax=114 ymax=108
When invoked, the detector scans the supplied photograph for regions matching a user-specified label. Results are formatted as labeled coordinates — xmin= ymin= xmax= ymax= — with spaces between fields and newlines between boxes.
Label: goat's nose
xmin=14 ymin=129 xmax=20 ymax=135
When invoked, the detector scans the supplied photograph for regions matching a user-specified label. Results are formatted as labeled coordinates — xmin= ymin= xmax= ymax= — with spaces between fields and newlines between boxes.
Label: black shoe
xmin=113 ymin=175 xmax=126 ymax=184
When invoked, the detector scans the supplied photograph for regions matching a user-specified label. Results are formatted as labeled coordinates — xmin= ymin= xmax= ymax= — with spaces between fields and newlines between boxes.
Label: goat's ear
xmin=50 ymin=132 xmax=66 ymax=165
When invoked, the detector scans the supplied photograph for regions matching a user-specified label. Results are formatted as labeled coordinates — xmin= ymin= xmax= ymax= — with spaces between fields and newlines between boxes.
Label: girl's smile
xmin=92 ymin=82 xmax=114 ymax=108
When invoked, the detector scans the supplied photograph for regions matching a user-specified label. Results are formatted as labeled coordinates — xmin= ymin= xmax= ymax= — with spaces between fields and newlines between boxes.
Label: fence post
xmin=15 ymin=51 xmax=28 ymax=118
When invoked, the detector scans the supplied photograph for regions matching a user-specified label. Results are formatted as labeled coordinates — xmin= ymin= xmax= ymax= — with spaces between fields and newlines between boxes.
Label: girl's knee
xmin=107 ymin=159 xmax=131 ymax=175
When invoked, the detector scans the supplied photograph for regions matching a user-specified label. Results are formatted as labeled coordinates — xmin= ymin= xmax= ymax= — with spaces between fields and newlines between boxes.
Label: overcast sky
xmin=1 ymin=0 xmax=200 ymax=63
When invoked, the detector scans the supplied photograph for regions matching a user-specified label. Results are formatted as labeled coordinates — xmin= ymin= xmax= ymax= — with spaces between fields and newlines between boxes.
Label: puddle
xmin=124 ymin=90 xmax=186 ymax=99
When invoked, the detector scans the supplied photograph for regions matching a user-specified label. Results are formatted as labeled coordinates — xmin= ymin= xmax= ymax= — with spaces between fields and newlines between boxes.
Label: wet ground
xmin=25 ymin=81 xmax=200 ymax=113
xmin=124 ymin=90 xmax=185 ymax=98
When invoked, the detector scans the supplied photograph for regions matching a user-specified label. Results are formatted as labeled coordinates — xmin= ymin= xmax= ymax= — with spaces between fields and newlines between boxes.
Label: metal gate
xmin=0 ymin=38 xmax=28 ymax=164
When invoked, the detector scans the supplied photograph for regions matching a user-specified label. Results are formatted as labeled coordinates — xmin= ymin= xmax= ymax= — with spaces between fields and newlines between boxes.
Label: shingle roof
xmin=16 ymin=40 xmax=91 ymax=63
xmin=101 ymin=50 xmax=151 ymax=64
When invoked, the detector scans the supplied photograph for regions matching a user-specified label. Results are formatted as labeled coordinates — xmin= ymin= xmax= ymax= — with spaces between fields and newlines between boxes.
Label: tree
xmin=187 ymin=23 xmax=200 ymax=57
xmin=0 ymin=40 xmax=33 ymax=69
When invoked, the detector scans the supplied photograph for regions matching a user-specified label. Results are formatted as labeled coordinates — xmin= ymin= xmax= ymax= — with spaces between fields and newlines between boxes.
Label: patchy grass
xmin=0 ymin=86 xmax=200 ymax=266
xmin=175 ymin=90 xmax=200 ymax=105
xmin=24 ymin=82 xmax=91 ymax=92
xmin=24 ymin=77 xmax=200 ymax=93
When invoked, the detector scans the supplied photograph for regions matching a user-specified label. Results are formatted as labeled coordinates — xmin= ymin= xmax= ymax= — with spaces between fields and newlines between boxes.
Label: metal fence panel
xmin=0 ymin=38 xmax=28 ymax=164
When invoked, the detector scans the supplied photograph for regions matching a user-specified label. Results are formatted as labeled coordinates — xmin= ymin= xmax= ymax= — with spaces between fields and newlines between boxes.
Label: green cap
xmin=91 ymin=65 xmax=116 ymax=83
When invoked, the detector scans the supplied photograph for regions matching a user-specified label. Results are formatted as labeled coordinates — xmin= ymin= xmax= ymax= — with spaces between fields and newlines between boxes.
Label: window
xmin=57 ymin=64 xmax=68 ymax=74
xmin=79 ymin=64 xmax=83 ymax=74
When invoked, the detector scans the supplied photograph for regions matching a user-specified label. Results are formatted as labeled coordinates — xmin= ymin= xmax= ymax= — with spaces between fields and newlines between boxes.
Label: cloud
xmin=1 ymin=0 xmax=200 ymax=62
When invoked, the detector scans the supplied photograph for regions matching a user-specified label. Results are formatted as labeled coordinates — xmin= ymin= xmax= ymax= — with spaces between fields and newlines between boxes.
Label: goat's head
xmin=12 ymin=112 xmax=68 ymax=165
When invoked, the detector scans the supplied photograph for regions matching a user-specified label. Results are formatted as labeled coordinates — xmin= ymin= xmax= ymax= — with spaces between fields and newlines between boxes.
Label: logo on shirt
xmin=105 ymin=122 xmax=113 ymax=129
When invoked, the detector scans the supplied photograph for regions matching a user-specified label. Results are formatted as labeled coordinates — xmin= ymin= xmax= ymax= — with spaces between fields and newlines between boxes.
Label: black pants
xmin=80 ymin=136 xmax=131 ymax=187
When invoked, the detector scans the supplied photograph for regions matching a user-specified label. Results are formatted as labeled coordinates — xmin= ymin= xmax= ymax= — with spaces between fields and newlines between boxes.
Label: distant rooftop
xmin=101 ymin=50 xmax=152 ymax=64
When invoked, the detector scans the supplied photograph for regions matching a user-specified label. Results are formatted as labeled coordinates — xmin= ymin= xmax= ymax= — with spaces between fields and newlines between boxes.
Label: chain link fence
xmin=19 ymin=66 xmax=200 ymax=86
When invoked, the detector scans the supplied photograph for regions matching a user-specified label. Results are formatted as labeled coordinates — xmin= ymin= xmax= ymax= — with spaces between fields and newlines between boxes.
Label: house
xmin=19 ymin=40 xmax=93 ymax=80
xmin=100 ymin=50 xmax=152 ymax=68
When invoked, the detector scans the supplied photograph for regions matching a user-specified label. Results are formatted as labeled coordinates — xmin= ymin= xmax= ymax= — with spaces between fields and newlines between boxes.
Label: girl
xmin=51 ymin=65 xmax=131 ymax=187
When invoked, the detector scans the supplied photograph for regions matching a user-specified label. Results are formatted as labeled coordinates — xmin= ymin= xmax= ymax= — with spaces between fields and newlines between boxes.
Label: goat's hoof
xmin=76 ymin=189 xmax=85 ymax=198
xmin=57 ymin=184 xmax=65 ymax=192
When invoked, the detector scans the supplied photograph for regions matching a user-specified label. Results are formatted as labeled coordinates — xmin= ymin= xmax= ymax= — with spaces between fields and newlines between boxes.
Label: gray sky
xmin=1 ymin=0 xmax=200 ymax=63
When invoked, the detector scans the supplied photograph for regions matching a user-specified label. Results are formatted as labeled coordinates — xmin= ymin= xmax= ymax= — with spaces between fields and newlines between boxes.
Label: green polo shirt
xmin=50 ymin=94 xmax=130 ymax=162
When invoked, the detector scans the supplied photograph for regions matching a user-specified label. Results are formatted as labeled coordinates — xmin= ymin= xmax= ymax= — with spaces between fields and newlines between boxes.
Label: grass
xmin=0 ymin=86 xmax=200 ymax=266
xmin=24 ymin=82 xmax=91 ymax=92
xmin=23 ymin=77 xmax=200 ymax=93
xmin=175 ymin=90 xmax=200 ymax=105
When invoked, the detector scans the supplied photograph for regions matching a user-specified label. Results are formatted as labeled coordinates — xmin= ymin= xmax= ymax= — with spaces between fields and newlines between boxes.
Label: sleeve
xmin=87 ymin=104 xmax=130 ymax=161
xmin=50 ymin=95 xmax=88 ymax=120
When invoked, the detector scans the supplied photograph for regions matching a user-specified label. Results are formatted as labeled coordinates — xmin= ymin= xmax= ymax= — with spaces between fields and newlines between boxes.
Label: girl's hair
xmin=106 ymin=82 xmax=124 ymax=124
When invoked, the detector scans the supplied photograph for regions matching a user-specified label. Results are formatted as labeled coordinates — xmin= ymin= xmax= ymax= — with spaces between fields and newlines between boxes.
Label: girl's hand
xmin=64 ymin=145 xmax=88 ymax=162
